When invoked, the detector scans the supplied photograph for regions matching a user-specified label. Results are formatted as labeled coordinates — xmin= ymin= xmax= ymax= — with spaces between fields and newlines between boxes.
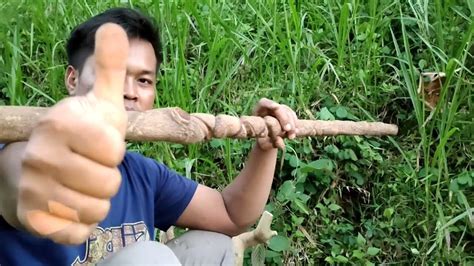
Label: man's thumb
xmin=91 ymin=23 xmax=129 ymax=107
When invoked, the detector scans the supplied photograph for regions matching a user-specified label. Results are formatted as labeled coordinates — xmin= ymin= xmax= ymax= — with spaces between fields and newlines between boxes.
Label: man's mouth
xmin=125 ymin=106 xmax=136 ymax=111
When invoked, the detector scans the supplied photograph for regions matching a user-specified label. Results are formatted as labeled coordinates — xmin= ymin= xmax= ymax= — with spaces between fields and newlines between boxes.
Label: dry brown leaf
xmin=418 ymin=72 xmax=446 ymax=110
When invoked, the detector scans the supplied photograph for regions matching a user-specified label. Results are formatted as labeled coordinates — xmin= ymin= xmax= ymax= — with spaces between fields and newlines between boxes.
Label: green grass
xmin=1 ymin=0 xmax=473 ymax=264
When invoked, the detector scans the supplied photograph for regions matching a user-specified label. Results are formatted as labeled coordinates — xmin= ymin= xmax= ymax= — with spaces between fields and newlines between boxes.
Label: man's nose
xmin=123 ymin=79 xmax=138 ymax=101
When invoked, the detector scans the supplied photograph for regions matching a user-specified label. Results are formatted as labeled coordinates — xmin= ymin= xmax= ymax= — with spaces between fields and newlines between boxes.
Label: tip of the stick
xmin=391 ymin=124 xmax=399 ymax=135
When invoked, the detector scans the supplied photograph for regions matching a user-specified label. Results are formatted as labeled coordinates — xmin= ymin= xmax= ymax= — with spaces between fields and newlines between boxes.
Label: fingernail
xmin=284 ymin=124 xmax=291 ymax=131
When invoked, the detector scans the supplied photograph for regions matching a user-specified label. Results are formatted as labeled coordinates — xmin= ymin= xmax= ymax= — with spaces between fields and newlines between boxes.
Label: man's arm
xmin=0 ymin=142 xmax=27 ymax=229
xmin=0 ymin=24 xmax=129 ymax=245
xmin=176 ymin=99 xmax=297 ymax=236
xmin=176 ymin=145 xmax=278 ymax=236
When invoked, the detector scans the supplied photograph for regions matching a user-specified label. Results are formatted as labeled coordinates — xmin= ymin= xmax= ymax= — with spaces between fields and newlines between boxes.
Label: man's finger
xmin=34 ymin=213 xmax=97 ymax=245
xmin=56 ymin=153 xmax=122 ymax=199
xmin=48 ymin=223 xmax=97 ymax=245
xmin=51 ymin=186 xmax=112 ymax=224
xmin=254 ymin=98 xmax=277 ymax=116
xmin=275 ymin=137 xmax=285 ymax=150
xmin=48 ymin=222 xmax=97 ymax=245
xmin=92 ymin=23 xmax=129 ymax=107
xmin=258 ymin=98 xmax=279 ymax=109
xmin=257 ymin=137 xmax=274 ymax=150
xmin=25 ymin=210 xmax=74 ymax=237
xmin=271 ymin=107 xmax=292 ymax=133
xmin=65 ymin=115 xmax=126 ymax=167
xmin=287 ymin=107 xmax=298 ymax=139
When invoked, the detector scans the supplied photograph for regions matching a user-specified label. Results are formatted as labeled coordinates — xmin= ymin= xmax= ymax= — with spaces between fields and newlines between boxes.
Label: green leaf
xmin=209 ymin=139 xmax=224 ymax=148
xmin=418 ymin=59 xmax=426 ymax=69
xmin=328 ymin=203 xmax=342 ymax=211
xmin=293 ymin=198 xmax=310 ymax=215
xmin=277 ymin=180 xmax=296 ymax=202
xmin=291 ymin=215 xmax=305 ymax=226
xmin=325 ymin=257 xmax=335 ymax=264
xmin=346 ymin=149 xmax=358 ymax=161
xmin=410 ymin=248 xmax=420 ymax=255
xmin=335 ymin=255 xmax=349 ymax=263
xmin=367 ymin=247 xmax=380 ymax=256
xmin=352 ymin=249 xmax=365 ymax=259
xmin=288 ymin=155 xmax=299 ymax=168
xmin=324 ymin=144 xmax=340 ymax=154
xmin=449 ymin=180 xmax=460 ymax=192
xmin=319 ymin=107 xmax=335 ymax=120
xmin=352 ymin=172 xmax=365 ymax=185
xmin=297 ymin=193 xmax=311 ymax=203
xmin=265 ymin=250 xmax=280 ymax=258
xmin=345 ymin=162 xmax=358 ymax=172
xmin=457 ymin=172 xmax=472 ymax=185
xmin=269 ymin=235 xmax=290 ymax=252
xmin=357 ymin=233 xmax=366 ymax=246
xmin=335 ymin=106 xmax=348 ymax=118
xmin=381 ymin=46 xmax=391 ymax=54
xmin=468 ymin=0 xmax=474 ymax=16
xmin=383 ymin=208 xmax=394 ymax=219
xmin=307 ymin=159 xmax=334 ymax=171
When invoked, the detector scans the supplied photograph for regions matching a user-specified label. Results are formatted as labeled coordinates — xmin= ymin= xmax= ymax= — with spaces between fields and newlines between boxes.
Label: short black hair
xmin=66 ymin=7 xmax=162 ymax=72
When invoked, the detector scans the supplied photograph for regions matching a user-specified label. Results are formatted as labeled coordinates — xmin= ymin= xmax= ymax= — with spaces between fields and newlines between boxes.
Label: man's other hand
xmin=252 ymin=98 xmax=298 ymax=150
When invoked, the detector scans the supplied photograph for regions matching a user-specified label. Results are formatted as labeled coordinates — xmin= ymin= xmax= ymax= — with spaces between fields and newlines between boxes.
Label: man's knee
xmin=98 ymin=241 xmax=181 ymax=265
xmin=166 ymin=230 xmax=234 ymax=265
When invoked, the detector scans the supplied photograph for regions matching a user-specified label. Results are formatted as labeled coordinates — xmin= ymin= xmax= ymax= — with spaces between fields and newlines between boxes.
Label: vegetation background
xmin=0 ymin=0 xmax=472 ymax=264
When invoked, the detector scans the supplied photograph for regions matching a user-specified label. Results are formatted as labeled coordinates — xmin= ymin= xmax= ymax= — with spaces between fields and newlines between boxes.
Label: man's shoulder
xmin=123 ymin=151 xmax=161 ymax=166
xmin=123 ymin=150 xmax=147 ymax=161
xmin=121 ymin=151 xmax=170 ymax=176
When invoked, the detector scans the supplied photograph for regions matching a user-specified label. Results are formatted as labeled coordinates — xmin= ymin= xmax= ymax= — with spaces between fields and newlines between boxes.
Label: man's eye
xmin=138 ymin=78 xmax=152 ymax=85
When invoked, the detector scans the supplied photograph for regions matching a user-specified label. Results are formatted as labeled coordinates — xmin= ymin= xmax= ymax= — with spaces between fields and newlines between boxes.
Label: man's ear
xmin=65 ymin=65 xmax=78 ymax=96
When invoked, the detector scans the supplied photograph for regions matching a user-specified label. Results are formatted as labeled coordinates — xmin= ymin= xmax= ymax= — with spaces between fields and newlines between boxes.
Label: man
xmin=0 ymin=8 xmax=298 ymax=265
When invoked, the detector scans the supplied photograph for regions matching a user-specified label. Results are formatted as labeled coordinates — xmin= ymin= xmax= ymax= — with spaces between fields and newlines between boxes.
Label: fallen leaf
xmin=418 ymin=72 xmax=446 ymax=110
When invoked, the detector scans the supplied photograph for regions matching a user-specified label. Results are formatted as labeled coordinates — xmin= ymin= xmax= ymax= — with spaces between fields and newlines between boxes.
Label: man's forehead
xmin=127 ymin=38 xmax=157 ymax=74
xmin=83 ymin=39 xmax=157 ymax=75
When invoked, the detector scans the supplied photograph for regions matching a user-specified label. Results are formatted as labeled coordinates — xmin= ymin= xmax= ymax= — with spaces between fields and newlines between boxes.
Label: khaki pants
xmin=98 ymin=230 xmax=234 ymax=265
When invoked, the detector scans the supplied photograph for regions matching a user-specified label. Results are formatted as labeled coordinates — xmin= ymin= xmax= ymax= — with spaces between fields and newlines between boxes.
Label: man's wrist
xmin=254 ymin=141 xmax=277 ymax=153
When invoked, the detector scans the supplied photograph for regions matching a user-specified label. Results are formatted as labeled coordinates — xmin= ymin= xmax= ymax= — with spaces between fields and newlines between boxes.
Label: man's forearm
xmin=221 ymin=144 xmax=278 ymax=229
xmin=0 ymin=142 xmax=27 ymax=229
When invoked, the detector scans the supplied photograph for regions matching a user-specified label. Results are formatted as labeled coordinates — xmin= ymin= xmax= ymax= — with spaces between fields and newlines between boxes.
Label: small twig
xmin=159 ymin=226 xmax=175 ymax=244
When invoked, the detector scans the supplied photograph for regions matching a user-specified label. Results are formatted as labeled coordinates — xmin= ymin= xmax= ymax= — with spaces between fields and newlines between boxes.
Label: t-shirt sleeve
xmin=148 ymin=158 xmax=198 ymax=231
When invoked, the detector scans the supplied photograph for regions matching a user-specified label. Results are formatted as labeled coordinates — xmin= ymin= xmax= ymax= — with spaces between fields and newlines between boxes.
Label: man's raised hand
xmin=253 ymin=98 xmax=299 ymax=150
xmin=17 ymin=23 xmax=129 ymax=245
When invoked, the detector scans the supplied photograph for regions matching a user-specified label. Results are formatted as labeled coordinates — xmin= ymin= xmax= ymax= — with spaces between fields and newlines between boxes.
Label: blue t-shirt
xmin=0 ymin=151 xmax=198 ymax=265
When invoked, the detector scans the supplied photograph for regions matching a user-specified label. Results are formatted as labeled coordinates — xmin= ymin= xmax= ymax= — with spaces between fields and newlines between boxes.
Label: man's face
xmin=66 ymin=38 xmax=157 ymax=112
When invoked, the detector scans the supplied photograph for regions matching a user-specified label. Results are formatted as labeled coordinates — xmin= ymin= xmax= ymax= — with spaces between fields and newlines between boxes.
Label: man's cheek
xmin=142 ymin=90 xmax=155 ymax=110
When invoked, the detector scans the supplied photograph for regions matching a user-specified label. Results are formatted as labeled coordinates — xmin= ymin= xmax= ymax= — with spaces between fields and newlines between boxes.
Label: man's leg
xmin=166 ymin=230 xmax=234 ymax=266
xmin=98 ymin=241 xmax=181 ymax=265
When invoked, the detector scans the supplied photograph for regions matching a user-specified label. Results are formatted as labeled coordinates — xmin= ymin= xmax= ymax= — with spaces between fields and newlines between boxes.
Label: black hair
xmin=66 ymin=7 xmax=162 ymax=72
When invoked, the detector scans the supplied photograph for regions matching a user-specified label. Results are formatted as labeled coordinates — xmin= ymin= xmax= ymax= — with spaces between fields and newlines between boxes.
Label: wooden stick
xmin=232 ymin=211 xmax=277 ymax=266
xmin=158 ymin=226 xmax=175 ymax=244
xmin=0 ymin=106 xmax=398 ymax=143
